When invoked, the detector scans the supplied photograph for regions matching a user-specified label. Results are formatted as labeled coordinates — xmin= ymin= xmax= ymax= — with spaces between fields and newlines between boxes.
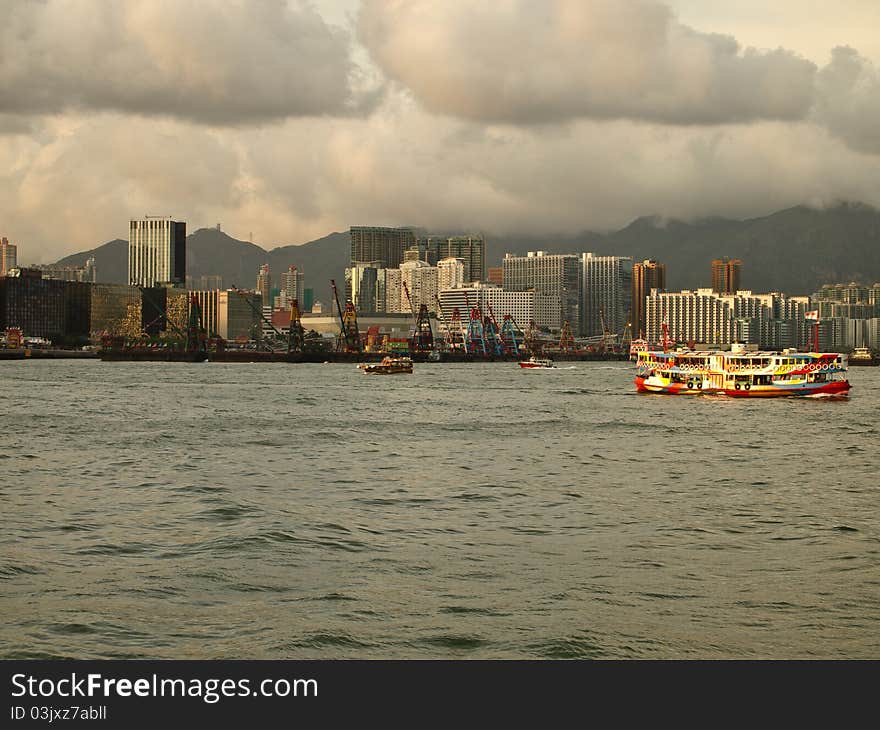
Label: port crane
xmin=331 ymin=279 xmax=362 ymax=353
xmin=462 ymin=290 xmax=487 ymax=354
xmin=402 ymin=281 xmax=434 ymax=355
xmin=433 ymin=295 xmax=461 ymax=352
xmin=499 ymin=314 xmax=522 ymax=356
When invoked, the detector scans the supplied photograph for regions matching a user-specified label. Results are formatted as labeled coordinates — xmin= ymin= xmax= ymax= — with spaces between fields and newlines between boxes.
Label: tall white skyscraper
xmin=437 ymin=257 xmax=466 ymax=291
xmin=579 ymin=253 xmax=633 ymax=337
xmin=128 ymin=217 xmax=186 ymax=287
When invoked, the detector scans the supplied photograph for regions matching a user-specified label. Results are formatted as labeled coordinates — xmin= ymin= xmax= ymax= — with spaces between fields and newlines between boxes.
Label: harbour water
xmin=1 ymin=360 xmax=878 ymax=658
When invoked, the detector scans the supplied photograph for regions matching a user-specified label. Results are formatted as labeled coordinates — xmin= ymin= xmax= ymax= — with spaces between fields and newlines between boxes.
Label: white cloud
xmin=358 ymin=0 xmax=816 ymax=125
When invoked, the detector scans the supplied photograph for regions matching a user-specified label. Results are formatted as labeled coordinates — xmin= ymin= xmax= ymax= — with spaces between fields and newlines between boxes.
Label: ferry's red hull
xmin=634 ymin=376 xmax=850 ymax=397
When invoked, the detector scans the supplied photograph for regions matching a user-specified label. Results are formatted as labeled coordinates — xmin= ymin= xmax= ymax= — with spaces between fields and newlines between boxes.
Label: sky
xmin=1 ymin=0 xmax=879 ymax=263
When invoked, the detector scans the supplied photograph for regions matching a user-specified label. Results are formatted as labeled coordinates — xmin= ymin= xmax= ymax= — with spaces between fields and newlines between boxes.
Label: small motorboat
xmin=518 ymin=357 xmax=556 ymax=369
xmin=358 ymin=356 xmax=414 ymax=374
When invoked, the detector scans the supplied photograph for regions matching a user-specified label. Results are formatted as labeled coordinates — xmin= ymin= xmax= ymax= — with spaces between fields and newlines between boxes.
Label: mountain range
xmin=54 ymin=202 xmax=880 ymax=300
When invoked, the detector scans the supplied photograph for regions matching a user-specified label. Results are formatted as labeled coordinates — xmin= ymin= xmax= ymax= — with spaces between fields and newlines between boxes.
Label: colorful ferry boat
xmin=634 ymin=346 xmax=851 ymax=397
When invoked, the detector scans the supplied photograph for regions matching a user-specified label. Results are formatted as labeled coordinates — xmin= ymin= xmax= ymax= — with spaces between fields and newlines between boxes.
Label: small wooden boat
xmin=358 ymin=356 xmax=413 ymax=374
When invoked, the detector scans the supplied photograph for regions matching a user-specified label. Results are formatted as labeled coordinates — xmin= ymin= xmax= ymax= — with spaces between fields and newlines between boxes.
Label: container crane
xmin=330 ymin=279 xmax=361 ymax=353
xmin=433 ymin=295 xmax=455 ymax=353
xmin=462 ymin=290 xmax=486 ymax=355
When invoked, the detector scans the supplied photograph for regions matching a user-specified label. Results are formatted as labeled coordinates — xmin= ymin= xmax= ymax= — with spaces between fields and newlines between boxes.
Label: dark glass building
xmin=0 ymin=275 xmax=90 ymax=341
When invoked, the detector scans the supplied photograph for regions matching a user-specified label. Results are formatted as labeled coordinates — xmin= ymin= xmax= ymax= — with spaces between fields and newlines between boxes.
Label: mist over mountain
xmin=54 ymin=202 xmax=880 ymax=297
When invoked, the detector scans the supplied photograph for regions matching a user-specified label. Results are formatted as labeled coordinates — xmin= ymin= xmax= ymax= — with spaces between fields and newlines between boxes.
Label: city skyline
xmin=2 ymin=1 xmax=880 ymax=264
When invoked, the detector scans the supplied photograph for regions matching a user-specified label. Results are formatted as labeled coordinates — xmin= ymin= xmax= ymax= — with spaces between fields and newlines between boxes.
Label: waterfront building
xmin=423 ymin=235 xmax=485 ymax=283
xmin=0 ymin=237 xmax=17 ymax=276
xmin=350 ymin=226 xmax=416 ymax=269
xmin=0 ymin=273 xmax=90 ymax=341
xmin=632 ymin=259 xmax=665 ymax=338
xmin=189 ymin=289 xmax=262 ymax=340
xmin=129 ymin=217 xmax=186 ymax=288
xmin=438 ymin=285 xmax=561 ymax=331
xmin=711 ymin=257 xmax=742 ymax=295
xmin=502 ymin=251 xmax=579 ymax=333
xmin=579 ymin=253 xmax=633 ymax=338
xmin=89 ymin=283 xmax=142 ymax=334
xmin=300 ymin=312 xmax=427 ymax=338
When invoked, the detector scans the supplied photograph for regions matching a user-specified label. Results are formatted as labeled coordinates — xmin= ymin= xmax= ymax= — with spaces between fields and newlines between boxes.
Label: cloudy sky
xmin=2 ymin=0 xmax=879 ymax=262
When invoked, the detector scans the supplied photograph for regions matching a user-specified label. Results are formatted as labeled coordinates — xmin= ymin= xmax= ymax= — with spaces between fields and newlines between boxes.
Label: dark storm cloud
xmin=358 ymin=0 xmax=817 ymax=126
xmin=0 ymin=0 xmax=370 ymax=125
xmin=814 ymin=47 xmax=880 ymax=154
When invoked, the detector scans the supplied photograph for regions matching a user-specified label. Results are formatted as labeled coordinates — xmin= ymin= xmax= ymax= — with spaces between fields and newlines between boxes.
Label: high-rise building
xmin=256 ymin=264 xmax=271 ymax=305
xmin=423 ymin=235 xmax=485 ymax=283
xmin=384 ymin=269 xmax=403 ymax=313
xmin=487 ymin=267 xmax=503 ymax=287
xmin=345 ymin=263 xmax=387 ymax=314
xmin=128 ymin=217 xmax=186 ymax=287
xmin=0 ymin=273 xmax=90 ymax=340
xmin=632 ymin=259 xmax=666 ymax=338
xmin=400 ymin=260 xmax=438 ymax=314
xmin=1 ymin=237 xmax=18 ymax=276
xmin=280 ymin=265 xmax=304 ymax=307
xmin=439 ymin=285 xmax=561 ymax=332
xmin=711 ymin=257 xmax=742 ymax=294
xmin=350 ymin=226 xmax=417 ymax=269
xmin=646 ymin=288 xmax=812 ymax=349
xmin=502 ymin=251 xmax=579 ymax=333
xmin=579 ymin=253 xmax=633 ymax=338
xmin=437 ymin=257 xmax=466 ymax=292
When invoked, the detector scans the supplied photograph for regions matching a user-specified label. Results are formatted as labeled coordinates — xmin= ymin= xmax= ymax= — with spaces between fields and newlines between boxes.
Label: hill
xmin=54 ymin=202 xmax=880 ymax=296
